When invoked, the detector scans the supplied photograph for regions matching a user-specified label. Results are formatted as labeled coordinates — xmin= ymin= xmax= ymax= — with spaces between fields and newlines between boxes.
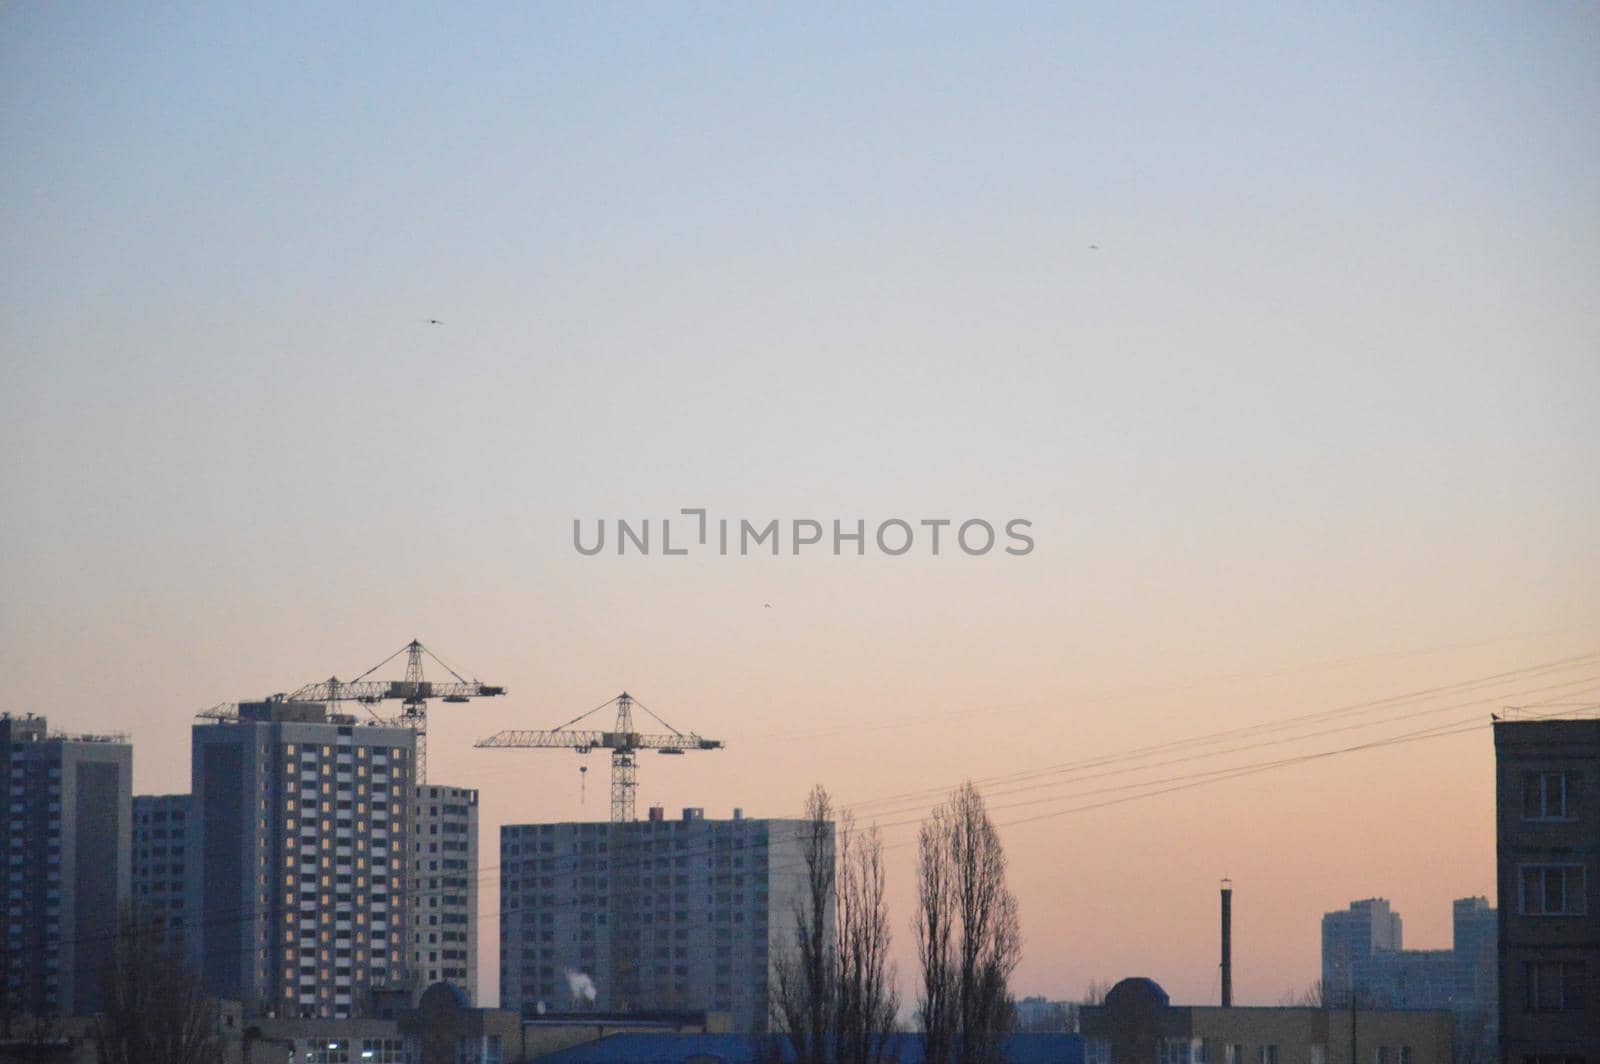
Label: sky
xmin=3 ymin=2 xmax=1598 ymax=1010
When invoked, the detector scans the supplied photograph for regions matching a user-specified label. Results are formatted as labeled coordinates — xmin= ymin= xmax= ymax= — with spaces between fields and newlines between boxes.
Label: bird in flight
xmin=763 ymin=603 xmax=772 ymax=609
xmin=426 ymin=319 xmax=445 ymax=325
xmin=1088 ymin=244 xmax=1100 ymax=251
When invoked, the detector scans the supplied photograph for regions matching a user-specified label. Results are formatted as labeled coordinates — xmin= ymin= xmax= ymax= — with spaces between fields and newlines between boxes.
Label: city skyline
xmin=8 ymin=640 xmax=1596 ymax=1014
xmin=4 ymin=0 xmax=1598 ymax=1032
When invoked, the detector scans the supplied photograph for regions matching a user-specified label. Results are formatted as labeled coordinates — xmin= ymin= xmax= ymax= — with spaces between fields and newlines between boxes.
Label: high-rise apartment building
xmin=500 ymin=806 xmax=825 ymax=1033
xmin=1451 ymin=895 xmax=1497 ymax=1006
xmin=1450 ymin=895 xmax=1498 ymax=1059
xmin=1320 ymin=894 xmax=1498 ymax=1059
xmin=1494 ymin=718 xmax=1598 ymax=1061
xmin=411 ymin=783 xmax=478 ymax=1002
xmin=189 ymin=698 xmax=415 ymax=1018
xmin=0 ymin=712 xmax=132 ymax=1019
xmin=1321 ymin=897 xmax=1402 ymax=1004
xmin=132 ymin=794 xmax=191 ymax=941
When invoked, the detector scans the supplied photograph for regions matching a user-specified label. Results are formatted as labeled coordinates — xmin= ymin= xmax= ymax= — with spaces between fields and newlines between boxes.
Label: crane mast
xmin=476 ymin=691 xmax=723 ymax=822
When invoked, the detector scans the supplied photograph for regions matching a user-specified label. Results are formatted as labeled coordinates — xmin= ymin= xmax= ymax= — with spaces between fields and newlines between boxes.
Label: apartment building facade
xmin=1321 ymin=898 xmax=1404 ymax=1006
xmin=500 ymin=806 xmax=822 ymax=1032
xmin=411 ymin=783 xmax=478 ymax=1002
xmin=1494 ymin=719 xmax=1599 ymax=1063
xmin=132 ymin=793 xmax=191 ymax=941
xmin=0 ymin=712 xmax=132 ymax=1019
xmin=189 ymin=698 xmax=416 ymax=1018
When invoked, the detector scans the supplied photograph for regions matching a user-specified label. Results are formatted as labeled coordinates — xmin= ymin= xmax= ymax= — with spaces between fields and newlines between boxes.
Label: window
xmin=358 ymin=1038 xmax=412 ymax=1063
xmin=1160 ymin=1039 xmax=1193 ymax=1064
xmin=1084 ymin=1039 xmax=1111 ymax=1064
xmin=1258 ymin=1047 xmax=1279 ymax=1064
xmin=1225 ymin=1046 xmax=1243 ymax=1064
xmin=307 ymin=1042 xmax=349 ymax=1064
xmin=1526 ymin=961 xmax=1585 ymax=1011
xmin=1520 ymin=865 xmax=1586 ymax=915
xmin=1310 ymin=1047 xmax=1327 ymax=1064
xmin=1523 ymin=771 xmax=1580 ymax=820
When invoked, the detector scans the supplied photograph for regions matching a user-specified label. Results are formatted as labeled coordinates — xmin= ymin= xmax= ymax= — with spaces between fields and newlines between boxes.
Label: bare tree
xmin=1014 ymin=998 xmax=1072 ymax=1033
xmin=773 ymin=786 xmax=901 ymax=1064
xmin=93 ymin=908 xmax=221 ymax=1064
xmin=1080 ymin=979 xmax=1112 ymax=1007
xmin=835 ymin=815 xmax=900 ymax=1064
xmin=915 ymin=801 xmax=957 ymax=1064
xmin=914 ymin=782 xmax=1020 ymax=1064
xmin=1279 ymin=980 xmax=1326 ymax=1007
xmin=773 ymin=785 xmax=836 ymax=1064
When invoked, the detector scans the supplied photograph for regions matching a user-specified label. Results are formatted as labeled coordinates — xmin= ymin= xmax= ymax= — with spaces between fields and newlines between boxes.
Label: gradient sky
xmin=3 ymin=2 xmax=1598 ymax=1009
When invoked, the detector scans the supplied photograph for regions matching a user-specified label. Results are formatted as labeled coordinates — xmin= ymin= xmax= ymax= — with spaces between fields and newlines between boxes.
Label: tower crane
xmin=475 ymin=692 xmax=722 ymax=822
xmin=197 ymin=639 xmax=504 ymax=784
xmin=289 ymin=639 xmax=504 ymax=783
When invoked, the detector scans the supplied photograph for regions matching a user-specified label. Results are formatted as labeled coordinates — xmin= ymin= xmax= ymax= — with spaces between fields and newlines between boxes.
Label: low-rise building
xmin=1080 ymin=977 xmax=1454 ymax=1064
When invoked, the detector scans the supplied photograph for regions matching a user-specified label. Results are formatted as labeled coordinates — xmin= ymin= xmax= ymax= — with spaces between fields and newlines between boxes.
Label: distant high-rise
xmin=0 ymin=712 xmax=132 ymax=1019
xmin=1320 ymin=895 xmax=1498 ymax=1034
xmin=1494 ymin=718 xmax=1598 ymax=1060
xmin=1351 ymin=946 xmax=1454 ymax=1010
xmin=189 ymin=698 xmax=415 ymax=1018
xmin=1320 ymin=897 xmax=1402 ymax=1004
xmin=132 ymin=794 xmax=191 ymax=941
xmin=500 ymin=806 xmax=823 ymax=1033
xmin=411 ymin=783 xmax=478 ymax=1002
xmin=1451 ymin=895 xmax=1498 ymax=1061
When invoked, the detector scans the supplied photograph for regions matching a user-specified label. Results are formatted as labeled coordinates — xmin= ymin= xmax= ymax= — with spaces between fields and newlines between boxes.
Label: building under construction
xmin=498 ymin=806 xmax=825 ymax=1034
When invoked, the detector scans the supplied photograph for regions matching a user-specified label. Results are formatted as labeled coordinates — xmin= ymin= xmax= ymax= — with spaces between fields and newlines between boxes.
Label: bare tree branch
xmin=93 ymin=907 xmax=221 ymax=1064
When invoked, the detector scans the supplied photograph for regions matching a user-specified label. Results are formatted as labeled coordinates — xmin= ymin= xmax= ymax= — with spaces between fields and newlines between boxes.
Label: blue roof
xmin=532 ymin=1032 xmax=1083 ymax=1064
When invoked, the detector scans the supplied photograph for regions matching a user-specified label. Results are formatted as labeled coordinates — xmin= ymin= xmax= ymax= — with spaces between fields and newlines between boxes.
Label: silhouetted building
xmin=500 ymin=806 xmax=823 ymax=1033
xmin=1494 ymin=718 xmax=1599 ymax=1061
xmin=1322 ymin=898 xmax=1403 ymax=1005
xmin=132 ymin=793 xmax=190 ymax=942
xmin=1354 ymin=948 xmax=1454 ymax=1011
xmin=411 ymin=783 xmax=478 ymax=1002
xmin=188 ymin=698 xmax=416 ymax=1018
xmin=1322 ymin=896 xmax=1498 ymax=1061
xmin=1448 ymin=897 xmax=1497 ymax=1062
xmin=0 ymin=712 xmax=131 ymax=1020
xmin=1079 ymin=977 xmax=1453 ymax=1064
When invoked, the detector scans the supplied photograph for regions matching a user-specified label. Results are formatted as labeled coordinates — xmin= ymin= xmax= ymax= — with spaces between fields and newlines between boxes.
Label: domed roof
xmin=1105 ymin=977 xmax=1171 ymax=1008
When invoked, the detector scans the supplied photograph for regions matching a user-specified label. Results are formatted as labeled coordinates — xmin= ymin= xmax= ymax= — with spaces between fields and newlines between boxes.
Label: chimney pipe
xmin=1220 ymin=877 xmax=1233 ymax=1007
